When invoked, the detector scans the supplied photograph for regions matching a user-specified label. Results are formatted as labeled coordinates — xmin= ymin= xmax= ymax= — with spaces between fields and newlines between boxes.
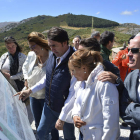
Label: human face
xmin=69 ymin=61 xmax=88 ymax=81
xmin=28 ymin=42 xmax=42 ymax=56
xmin=48 ymin=39 xmax=68 ymax=57
xmin=107 ymin=38 xmax=115 ymax=50
xmin=128 ymin=37 xmax=140 ymax=69
xmin=73 ymin=38 xmax=80 ymax=50
xmin=6 ymin=42 xmax=17 ymax=55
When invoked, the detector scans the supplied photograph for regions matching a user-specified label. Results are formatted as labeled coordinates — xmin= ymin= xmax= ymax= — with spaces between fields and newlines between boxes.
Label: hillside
xmin=0 ymin=13 xmax=135 ymax=56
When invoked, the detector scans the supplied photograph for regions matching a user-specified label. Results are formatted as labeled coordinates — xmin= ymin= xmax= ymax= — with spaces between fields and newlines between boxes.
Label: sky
xmin=0 ymin=0 xmax=140 ymax=25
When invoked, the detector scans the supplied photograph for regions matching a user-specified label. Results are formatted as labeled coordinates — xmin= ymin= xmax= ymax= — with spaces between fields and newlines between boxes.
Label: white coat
xmin=60 ymin=63 xmax=120 ymax=140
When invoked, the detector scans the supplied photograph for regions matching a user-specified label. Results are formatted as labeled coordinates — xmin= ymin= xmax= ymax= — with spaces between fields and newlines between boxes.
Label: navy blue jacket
xmin=120 ymin=69 xmax=140 ymax=140
xmin=45 ymin=46 xmax=74 ymax=113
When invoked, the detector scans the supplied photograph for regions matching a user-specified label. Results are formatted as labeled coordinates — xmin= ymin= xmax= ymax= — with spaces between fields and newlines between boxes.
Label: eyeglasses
xmin=29 ymin=44 xmax=36 ymax=50
xmin=128 ymin=48 xmax=140 ymax=54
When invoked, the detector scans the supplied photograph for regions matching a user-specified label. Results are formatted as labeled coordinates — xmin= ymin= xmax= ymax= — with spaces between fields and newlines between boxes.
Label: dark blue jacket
xmin=45 ymin=46 xmax=74 ymax=113
xmin=120 ymin=69 xmax=140 ymax=140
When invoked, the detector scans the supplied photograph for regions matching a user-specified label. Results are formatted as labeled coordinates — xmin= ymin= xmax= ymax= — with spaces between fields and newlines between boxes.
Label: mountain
xmin=0 ymin=13 xmax=120 ymax=41
xmin=0 ymin=22 xmax=18 ymax=29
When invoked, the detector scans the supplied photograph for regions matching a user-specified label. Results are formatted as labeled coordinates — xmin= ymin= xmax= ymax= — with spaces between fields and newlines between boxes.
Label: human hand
xmin=13 ymin=89 xmax=32 ymax=101
xmin=24 ymin=80 xmax=28 ymax=88
xmin=55 ymin=119 xmax=64 ymax=130
xmin=98 ymin=71 xmax=118 ymax=84
xmin=3 ymin=72 xmax=10 ymax=80
xmin=122 ymin=54 xmax=126 ymax=59
xmin=73 ymin=116 xmax=86 ymax=128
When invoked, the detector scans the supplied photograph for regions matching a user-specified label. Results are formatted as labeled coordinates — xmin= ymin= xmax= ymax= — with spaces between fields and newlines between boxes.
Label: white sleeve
xmin=100 ymin=82 xmax=120 ymax=140
xmin=22 ymin=53 xmax=30 ymax=80
xmin=59 ymin=76 xmax=77 ymax=122
xmin=30 ymin=75 xmax=46 ymax=94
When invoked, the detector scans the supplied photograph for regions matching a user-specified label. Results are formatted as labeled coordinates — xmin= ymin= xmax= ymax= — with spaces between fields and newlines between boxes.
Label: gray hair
xmin=91 ymin=31 xmax=100 ymax=38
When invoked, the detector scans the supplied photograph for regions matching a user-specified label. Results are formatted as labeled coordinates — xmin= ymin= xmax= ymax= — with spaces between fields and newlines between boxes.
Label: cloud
xmin=134 ymin=9 xmax=139 ymax=12
xmin=121 ymin=10 xmax=132 ymax=15
xmin=96 ymin=12 xmax=100 ymax=15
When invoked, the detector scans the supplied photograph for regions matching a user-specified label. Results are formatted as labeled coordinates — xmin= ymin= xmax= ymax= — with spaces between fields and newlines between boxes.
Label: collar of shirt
xmin=55 ymin=46 xmax=70 ymax=68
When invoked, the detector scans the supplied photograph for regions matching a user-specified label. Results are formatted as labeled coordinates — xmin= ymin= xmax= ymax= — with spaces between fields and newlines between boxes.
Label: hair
xmin=47 ymin=27 xmax=69 ymax=44
xmin=4 ymin=36 xmax=22 ymax=52
xmin=69 ymin=48 xmax=103 ymax=73
xmin=79 ymin=38 xmax=101 ymax=52
xmin=91 ymin=31 xmax=100 ymax=38
xmin=27 ymin=31 xmax=50 ymax=51
xmin=72 ymin=35 xmax=81 ymax=43
xmin=100 ymin=31 xmax=115 ymax=46
xmin=128 ymin=35 xmax=135 ymax=44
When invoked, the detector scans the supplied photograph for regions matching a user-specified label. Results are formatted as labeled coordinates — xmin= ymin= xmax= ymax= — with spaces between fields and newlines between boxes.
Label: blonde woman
xmin=68 ymin=49 xmax=120 ymax=140
xmin=22 ymin=32 xmax=58 ymax=139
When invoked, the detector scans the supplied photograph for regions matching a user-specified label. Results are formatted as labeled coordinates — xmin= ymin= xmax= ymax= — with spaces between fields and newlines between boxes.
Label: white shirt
xmin=30 ymin=47 xmax=70 ymax=94
xmin=137 ymin=72 xmax=140 ymax=102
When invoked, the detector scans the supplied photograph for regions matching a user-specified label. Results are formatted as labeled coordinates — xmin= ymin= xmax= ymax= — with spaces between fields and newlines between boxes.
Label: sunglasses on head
xmin=29 ymin=44 xmax=36 ymax=50
xmin=4 ymin=36 xmax=16 ymax=42
xmin=128 ymin=48 xmax=140 ymax=54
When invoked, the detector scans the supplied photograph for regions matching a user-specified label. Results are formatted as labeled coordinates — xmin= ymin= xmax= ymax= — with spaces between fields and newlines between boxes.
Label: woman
xmin=0 ymin=36 xmax=26 ymax=91
xmin=69 ymin=49 xmax=120 ymax=140
xmin=22 ymin=32 xmax=58 ymax=139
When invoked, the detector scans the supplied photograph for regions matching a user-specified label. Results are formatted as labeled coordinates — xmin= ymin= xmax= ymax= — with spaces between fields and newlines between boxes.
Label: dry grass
xmin=60 ymin=26 xmax=87 ymax=30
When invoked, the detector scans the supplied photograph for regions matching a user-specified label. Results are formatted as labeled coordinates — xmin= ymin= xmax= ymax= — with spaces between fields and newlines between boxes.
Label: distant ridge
xmin=0 ymin=13 xmax=120 ymax=41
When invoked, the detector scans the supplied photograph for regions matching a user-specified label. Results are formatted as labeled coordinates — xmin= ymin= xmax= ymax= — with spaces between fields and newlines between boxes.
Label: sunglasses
xmin=128 ymin=48 xmax=140 ymax=54
xmin=29 ymin=44 xmax=36 ymax=50
xmin=4 ymin=36 xmax=16 ymax=42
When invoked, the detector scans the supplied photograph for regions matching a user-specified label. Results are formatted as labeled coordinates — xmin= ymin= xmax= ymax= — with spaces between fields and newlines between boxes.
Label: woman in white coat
xmin=22 ymin=32 xmax=58 ymax=139
xmin=68 ymin=49 xmax=120 ymax=140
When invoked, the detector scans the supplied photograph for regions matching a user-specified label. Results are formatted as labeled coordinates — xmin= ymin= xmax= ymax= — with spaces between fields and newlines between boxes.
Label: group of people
xmin=0 ymin=27 xmax=140 ymax=140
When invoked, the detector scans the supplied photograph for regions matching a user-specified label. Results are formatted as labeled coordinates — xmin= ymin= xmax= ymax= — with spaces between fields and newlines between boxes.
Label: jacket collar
xmin=101 ymin=45 xmax=111 ymax=56
xmin=85 ymin=63 xmax=104 ymax=87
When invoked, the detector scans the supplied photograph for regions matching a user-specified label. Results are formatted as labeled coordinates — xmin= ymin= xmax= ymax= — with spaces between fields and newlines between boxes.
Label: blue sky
xmin=0 ymin=0 xmax=140 ymax=25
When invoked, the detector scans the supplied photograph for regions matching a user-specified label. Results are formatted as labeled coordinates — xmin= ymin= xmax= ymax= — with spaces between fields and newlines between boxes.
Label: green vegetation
xmin=0 ymin=14 xmax=132 ymax=56
xmin=66 ymin=14 xmax=119 ymax=28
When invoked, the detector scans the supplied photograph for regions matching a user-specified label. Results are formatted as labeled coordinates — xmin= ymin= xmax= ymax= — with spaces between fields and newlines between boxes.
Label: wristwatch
xmin=115 ymin=77 xmax=121 ymax=84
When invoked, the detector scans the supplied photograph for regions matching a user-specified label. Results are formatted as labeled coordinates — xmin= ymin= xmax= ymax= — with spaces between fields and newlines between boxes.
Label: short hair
xmin=91 ymin=31 xmax=100 ymax=38
xmin=128 ymin=35 xmax=135 ymax=44
xmin=47 ymin=27 xmax=69 ymax=44
xmin=4 ymin=36 xmax=22 ymax=52
xmin=69 ymin=49 xmax=103 ymax=73
xmin=100 ymin=31 xmax=115 ymax=46
xmin=27 ymin=32 xmax=50 ymax=51
xmin=79 ymin=38 xmax=101 ymax=52
xmin=72 ymin=35 xmax=81 ymax=43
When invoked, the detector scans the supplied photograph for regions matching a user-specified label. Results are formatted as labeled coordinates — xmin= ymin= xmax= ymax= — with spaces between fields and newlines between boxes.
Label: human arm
xmin=100 ymin=82 xmax=120 ymax=140
xmin=120 ymin=87 xmax=140 ymax=128
xmin=55 ymin=76 xmax=79 ymax=130
xmin=97 ymin=71 xmax=124 ymax=95
xmin=112 ymin=51 xmax=123 ymax=66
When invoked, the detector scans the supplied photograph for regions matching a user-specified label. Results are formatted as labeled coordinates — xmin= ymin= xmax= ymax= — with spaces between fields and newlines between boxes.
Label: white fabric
xmin=31 ymin=47 xmax=70 ymax=94
xmin=137 ymin=72 xmax=140 ymax=102
xmin=1 ymin=56 xmax=10 ymax=73
xmin=60 ymin=63 xmax=120 ymax=140
xmin=22 ymin=51 xmax=51 ymax=99
xmin=0 ymin=52 xmax=26 ymax=91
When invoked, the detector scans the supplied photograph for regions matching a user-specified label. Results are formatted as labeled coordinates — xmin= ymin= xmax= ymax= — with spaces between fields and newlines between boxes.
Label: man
xmin=72 ymin=35 xmax=81 ymax=51
xmin=91 ymin=31 xmax=100 ymax=41
xmin=100 ymin=31 xmax=115 ymax=61
xmin=120 ymin=36 xmax=140 ymax=140
xmin=15 ymin=27 xmax=75 ymax=140
xmin=112 ymin=35 xmax=135 ymax=81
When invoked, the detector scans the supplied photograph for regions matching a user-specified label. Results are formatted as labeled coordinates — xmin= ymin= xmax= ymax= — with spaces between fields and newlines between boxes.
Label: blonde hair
xmin=27 ymin=32 xmax=50 ymax=51
xmin=69 ymin=49 xmax=103 ymax=72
